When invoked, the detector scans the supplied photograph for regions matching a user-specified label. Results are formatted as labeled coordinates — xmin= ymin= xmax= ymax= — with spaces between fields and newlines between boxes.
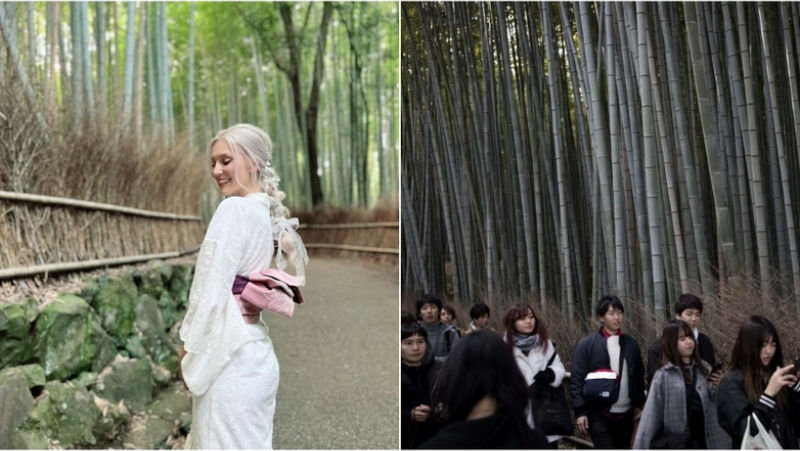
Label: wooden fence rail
xmin=0 ymin=190 xmax=201 ymax=221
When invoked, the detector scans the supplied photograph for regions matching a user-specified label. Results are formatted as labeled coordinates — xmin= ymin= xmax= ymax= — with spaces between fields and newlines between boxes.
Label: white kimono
xmin=180 ymin=193 xmax=305 ymax=449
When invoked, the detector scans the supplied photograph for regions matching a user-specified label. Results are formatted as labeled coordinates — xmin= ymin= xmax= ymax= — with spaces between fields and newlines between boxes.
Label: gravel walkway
xmin=263 ymin=257 xmax=398 ymax=449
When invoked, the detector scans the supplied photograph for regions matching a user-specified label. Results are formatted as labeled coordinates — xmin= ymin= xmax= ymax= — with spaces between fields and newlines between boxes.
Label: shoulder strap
xmin=546 ymin=342 xmax=557 ymax=367
xmin=618 ymin=335 xmax=627 ymax=378
xmin=444 ymin=328 xmax=452 ymax=352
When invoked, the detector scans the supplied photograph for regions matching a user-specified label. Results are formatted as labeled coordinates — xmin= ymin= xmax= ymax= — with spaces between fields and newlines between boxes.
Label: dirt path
xmin=262 ymin=257 xmax=398 ymax=449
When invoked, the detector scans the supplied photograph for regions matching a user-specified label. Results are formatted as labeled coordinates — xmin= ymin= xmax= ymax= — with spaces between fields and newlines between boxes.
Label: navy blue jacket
xmin=569 ymin=328 xmax=646 ymax=418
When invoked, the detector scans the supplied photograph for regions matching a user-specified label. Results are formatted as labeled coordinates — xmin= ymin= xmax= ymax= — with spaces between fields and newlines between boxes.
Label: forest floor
xmin=265 ymin=256 xmax=399 ymax=449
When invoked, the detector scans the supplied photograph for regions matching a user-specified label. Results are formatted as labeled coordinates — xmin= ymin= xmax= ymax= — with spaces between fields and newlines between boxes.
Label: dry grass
xmin=294 ymin=194 xmax=398 ymax=267
xmin=402 ymin=269 xmax=800 ymax=372
xmin=0 ymin=73 xmax=207 ymax=278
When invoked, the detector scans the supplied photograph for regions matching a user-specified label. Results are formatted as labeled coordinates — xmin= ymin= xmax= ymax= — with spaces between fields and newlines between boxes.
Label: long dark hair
xmin=502 ymin=304 xmax=550 ymax=354
xmin=657 ymin=320 xmax=708 ymax=384
xmin=431 ymin=331 xmax=535 ymax=446
xmin=729 ymin=316 xmax=788 ymax=406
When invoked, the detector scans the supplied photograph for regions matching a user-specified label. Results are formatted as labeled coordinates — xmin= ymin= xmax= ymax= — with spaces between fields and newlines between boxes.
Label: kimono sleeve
xmin=179 ymin=198 xmax=260 ymax=395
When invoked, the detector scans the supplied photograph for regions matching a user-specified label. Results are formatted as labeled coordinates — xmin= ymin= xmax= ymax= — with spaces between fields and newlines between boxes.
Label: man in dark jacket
xmin=416 ymin=294 xmax=460 ymax=358
xmin=646 ymin=293 xmax=720 ymax=389
xmin=401 ymin=322 xmax=444 ymax=449
xmin=570 ymin=295 xmax=645 ymax=449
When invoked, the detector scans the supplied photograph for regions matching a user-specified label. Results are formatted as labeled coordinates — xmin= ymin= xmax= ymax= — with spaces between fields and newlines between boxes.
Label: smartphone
xmin=712 ymin=361 xmax=724 ymax=373
xmin=793 ymin=357 xmax=800 ymax=374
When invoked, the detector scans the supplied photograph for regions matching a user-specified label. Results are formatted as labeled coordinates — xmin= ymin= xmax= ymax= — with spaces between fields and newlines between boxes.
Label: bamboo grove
xmin=401 ymin=2 xmax=800 ymax=321
xmin=0 ymin=2 xmax=399 ymax=209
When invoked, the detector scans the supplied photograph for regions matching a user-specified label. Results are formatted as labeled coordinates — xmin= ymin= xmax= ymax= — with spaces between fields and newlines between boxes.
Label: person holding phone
xmin=716 ymin=316 xmax=800 ymax=448
xmin=632 ymin=320 xmax=730 ymax=449
xmin=647 ymin=294 xmax=720 ymax=390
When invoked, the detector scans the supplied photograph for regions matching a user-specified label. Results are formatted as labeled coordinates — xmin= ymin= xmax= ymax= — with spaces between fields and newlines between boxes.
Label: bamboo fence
xmin=1 ymin=191 xmax=399 ymax=282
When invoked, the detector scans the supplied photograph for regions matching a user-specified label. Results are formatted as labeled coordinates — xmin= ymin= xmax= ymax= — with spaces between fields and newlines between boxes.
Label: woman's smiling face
xmin=210 ymin=140 xmax=258 ymax=197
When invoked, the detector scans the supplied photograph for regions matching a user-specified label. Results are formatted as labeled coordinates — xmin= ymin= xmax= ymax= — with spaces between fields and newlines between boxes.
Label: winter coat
xmin=716 ymin=366 xmax=800 ymax=449
xmin=418 ymin=411 xmax=550 ymax=449
xmin=647 ymin=332 xmax=716 ymax=389
xmin=511 ymin=339 xmax=566 ymax=443
xmin=401 ymin=348 xmax=445 ymax=449
xmin=633 ymin=360 xmax=731 ymax=449
xmin=420 ymin=322 xmax=460 ymax=358
xmin=569 ymin=329 xmax=646 ymax=418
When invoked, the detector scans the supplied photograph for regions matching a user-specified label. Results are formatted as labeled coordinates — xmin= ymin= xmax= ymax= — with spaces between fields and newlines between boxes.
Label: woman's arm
xmin=632 ymin=370 xmax=665 ymax=449
xmin=546 ymin=342 xmax=567 ymax=388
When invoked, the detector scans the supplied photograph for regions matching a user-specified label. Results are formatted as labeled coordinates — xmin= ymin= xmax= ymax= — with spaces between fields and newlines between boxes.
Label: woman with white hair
xmin=179 ymin=124 xmax=308 ymax=449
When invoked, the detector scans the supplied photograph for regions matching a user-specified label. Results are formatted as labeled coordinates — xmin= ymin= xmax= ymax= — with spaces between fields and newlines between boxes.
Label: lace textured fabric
xmin=180 ymin=196 xmax=275 ymax=395
xmin=272 ymin=216 xmax=308 ymax=285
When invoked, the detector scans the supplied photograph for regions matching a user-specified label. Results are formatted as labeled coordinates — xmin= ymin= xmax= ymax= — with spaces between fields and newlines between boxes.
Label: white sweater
xmin=608 ymin=335 xmax=631 ymax=413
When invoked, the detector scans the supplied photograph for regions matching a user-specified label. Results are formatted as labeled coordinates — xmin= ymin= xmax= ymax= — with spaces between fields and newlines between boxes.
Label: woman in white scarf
xmin=179 ymin=124 xmax=307 ymax=449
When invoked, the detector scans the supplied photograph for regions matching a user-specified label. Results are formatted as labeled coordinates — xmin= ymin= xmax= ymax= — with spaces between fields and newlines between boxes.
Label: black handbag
xmin=529 ymin=349 xmax=575 ymax=436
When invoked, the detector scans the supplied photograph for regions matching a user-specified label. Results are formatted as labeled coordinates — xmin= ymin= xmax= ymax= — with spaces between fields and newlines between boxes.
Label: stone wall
xmin=0 ymin=260 xmax=194 ymax=449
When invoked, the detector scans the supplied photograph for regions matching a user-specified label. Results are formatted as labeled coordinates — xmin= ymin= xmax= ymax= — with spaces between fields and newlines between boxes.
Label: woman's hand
xmin=576 ymin=415 xmax=588 ymax=434
xmin=178 ymin=344 xmax=188 ymax=391
xmin=410 ymin=404 xmax=431 ymax=422
xmin=765 ymin=364 xmax=798 ymax=397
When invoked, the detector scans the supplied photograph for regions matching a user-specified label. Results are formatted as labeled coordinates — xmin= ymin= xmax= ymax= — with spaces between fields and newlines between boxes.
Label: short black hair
xmin=470 ymin=303 xmax=491 ymax=320
xmin=596 ymin=295 xmax=624 ymax=317
xmin=415 ymin=294 xmax=443 ymax=316
xmin=675 ymin=293 xmax=704 ymax=315
xmin=401 ymin=322 xmax=428 ymax=341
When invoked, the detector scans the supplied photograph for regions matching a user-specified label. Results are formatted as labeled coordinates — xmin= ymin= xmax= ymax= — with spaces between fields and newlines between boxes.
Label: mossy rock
xmin=151 ymin=260 xmax=174 ymax=284
xmin=134 ymin=294 xmax=178 ymax=366
xmin=96 ymin=356 xmax=153 ymax=412
xmin=36 ymin=294 xmax=116 ymax=381
xmin=0 ymin=364 xmax=45 ymax=393
xmin=18 ymin=380 xmax=100 ymax=448
xmin=0 ymin=370 xmax=34 ymax=448
xmin=168 ymin=264 xmax=194 ymax=309
xmin=10 ymin=429 xmax=48 ymax=449
xmin=75 ymin=371 xmax=99 ymax=389
xmin=146 ymin=383 xmax=192 ymax=422
xmin=76 ymin=277 xmax=100 ymax=304
xmin=157 ymin=291 xmax=179 ymax=330
xmin=122 ymin=415 xmax=176 ymax=450
xmin=91 ymin=275 xmax=138 ymax=347
xmin=0 ymin=299 xmax=38 ymax=370
xmin=93 ymin=396 xmax=132 ymax=445
xmin=133 ymin=267 xmax=166 ymax=300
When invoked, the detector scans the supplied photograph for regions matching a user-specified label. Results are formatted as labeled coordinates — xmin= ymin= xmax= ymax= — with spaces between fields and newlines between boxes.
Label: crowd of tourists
xmin=401 ymin=293 xmax=800 ymax=449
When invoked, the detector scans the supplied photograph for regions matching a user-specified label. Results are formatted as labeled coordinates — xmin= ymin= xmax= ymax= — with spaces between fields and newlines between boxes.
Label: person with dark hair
xmin=439 ymin=303 xmax=465 ymax=336
xmin=633 ymin=320 xmax=730 ymax=449
xmin=415 ymin=294 xmax=460 ymax=358
xmin=716 ymin=316 xmax=800 ymax=449
xmin=463 ymin=303 xmax=496 ymax=336
xmin=419 ymin=331 xmax=550 ymax=449
xmin=502 ymin=304 xmax=566 ymax=447
xmin=647 ymin=293 xmax=719 ymax=389
xmin=401 ymin=322 xmax=444 ymax=449
xmin=570 ymin=295 xmax=645 ymax=449
xmin=401 ymin=310 xmax=416 ymax=327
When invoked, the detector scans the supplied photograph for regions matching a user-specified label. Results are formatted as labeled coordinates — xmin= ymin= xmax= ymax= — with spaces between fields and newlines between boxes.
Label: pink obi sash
xmin=231 ymin=269 xmax=305 ymax=324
